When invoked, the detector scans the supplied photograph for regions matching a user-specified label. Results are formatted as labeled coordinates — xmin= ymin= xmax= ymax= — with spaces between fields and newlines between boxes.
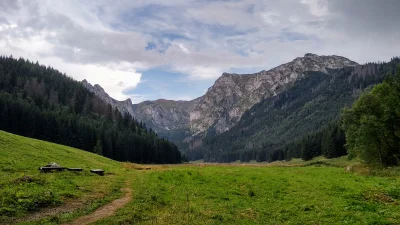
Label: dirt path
xmin=63 ymin=187 xmax=132 ymax=225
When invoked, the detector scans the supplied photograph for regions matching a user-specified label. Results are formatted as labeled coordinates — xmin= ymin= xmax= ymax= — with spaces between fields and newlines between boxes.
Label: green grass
xmin=96 ymin=164 xmax=400 ymax=225
xmin=0 ymin=130 xmax=126 ymax=224
xmin=1 ymin=130 xmax=400 ymax=225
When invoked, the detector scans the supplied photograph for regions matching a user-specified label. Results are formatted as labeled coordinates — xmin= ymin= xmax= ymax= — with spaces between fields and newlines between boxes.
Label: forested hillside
xmin=185 ymin=58 xmax=400 ymax=162
xmin=0 ymin=56 xmax=181 ymax=164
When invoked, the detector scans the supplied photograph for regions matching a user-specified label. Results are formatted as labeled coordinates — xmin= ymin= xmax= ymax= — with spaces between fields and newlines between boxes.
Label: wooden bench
xmin=67 ymin=168 xmax=83 ymax=172
xmin=90 ymin=169 xmax=104 ymax=176
xmin=136 ymin=167 xmax=151 ymax=170
xmin=39 ymin=167 xmax=67 ymax=173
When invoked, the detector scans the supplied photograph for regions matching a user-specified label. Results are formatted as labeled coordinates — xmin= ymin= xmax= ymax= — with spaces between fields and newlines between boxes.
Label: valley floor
xmin=92 ymin=162 xmax=400 ymax=225
xmin=1 ymin=131 xmax=399 ymax=225
xmin=7 ymin=163 xmax=400 ymax=225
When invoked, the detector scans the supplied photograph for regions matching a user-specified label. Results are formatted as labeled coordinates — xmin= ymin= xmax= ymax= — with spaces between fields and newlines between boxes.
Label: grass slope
xmin=97 ymin=163 xmax=400 ymax=225
xmin=0 ymin=130 xmax=125 ymax=223
xmin=1 ymin=130 xmax=400 ymax=225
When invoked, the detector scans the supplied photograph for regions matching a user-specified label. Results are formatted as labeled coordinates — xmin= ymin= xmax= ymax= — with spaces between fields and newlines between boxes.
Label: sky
xmin=0 ymin=0 xmax=399 ymax=103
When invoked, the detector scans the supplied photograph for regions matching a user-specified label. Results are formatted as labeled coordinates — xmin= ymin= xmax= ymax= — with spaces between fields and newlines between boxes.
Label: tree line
xmin=0 ymin=56 xmax=182 ymax=164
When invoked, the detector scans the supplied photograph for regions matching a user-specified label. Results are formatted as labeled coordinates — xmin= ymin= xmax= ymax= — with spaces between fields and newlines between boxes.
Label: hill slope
xmin=0 ymin=130 xmax=121 ymax=172
xmin=0 ymin=130 xmax=124 ymax=222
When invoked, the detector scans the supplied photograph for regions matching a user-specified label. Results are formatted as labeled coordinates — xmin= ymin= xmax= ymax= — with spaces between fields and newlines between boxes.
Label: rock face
xmin=82 ymin=79 xmax=198 ymax=140
xmin=81 ymin=54 xmax=358 ymax=143
xmin=81 ymin=79 xmax=135 ymax=117
xmin=189 ymin=54 xmax=358 ymax=134
xmin=131 ymin=99 xmax=201 ymax=142
xmin=132 ymin=99 xmax=198 ymax=131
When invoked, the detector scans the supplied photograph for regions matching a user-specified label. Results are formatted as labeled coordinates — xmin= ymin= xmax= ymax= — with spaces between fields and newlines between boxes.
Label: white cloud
xmin=177 ymin=43 xmax=190 ymax=54
xmin=0 ymin=29 xmax=141 ymax=101
xmin=261 ymin=12 xmax=280 ymax=26
xmin=184 ymin=66 xmax=224 ymax=80
xmin=300 ymin=0 xmax=329 ymax=17
xmin=0 ymin=0 xmax=398 ymax=102
xmin=0 ymin=23 xmax=17 ymax=31
xmin=51 ymin=60 xmax=142 ymax=101
xmin=168 ymin=61 xmax=225 ymax=80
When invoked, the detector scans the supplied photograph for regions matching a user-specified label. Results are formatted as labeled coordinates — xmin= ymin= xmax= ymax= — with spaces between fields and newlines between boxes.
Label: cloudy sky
xmin=0 ymin=0 xmax=399 ymax=102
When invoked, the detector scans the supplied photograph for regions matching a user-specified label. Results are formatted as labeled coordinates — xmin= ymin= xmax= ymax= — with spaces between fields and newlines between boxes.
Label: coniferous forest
xmin=0 ymin=56 xmax=182 ymax=164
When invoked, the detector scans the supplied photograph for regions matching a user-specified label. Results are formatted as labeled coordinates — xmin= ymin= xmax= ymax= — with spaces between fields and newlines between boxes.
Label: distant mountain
xmin=81 ymin=79 xmax=135 ymax=117
xmin=187 ymin=58 xmax=400 ymax=162
xmin=189 ymin=53 xmax=358 ymax=136
xmin=82 ymin=79 xmax=198 ymax=142
xmin=83 ymin=54 xmax=358 ymax=148
xmin=131 ymin=99 xmax=199 ymax=142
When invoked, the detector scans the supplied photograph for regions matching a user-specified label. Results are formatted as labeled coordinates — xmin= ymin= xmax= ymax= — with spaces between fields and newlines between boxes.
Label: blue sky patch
xmin=126 ymin=68 xmax=214 ymax=101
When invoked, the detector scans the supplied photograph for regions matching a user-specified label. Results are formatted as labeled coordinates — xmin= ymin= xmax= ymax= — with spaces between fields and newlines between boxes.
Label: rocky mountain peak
xmin=189 ymin=54 xmax=358 ymax=135
xmin=124 ymin=98 xmax=133 ymax=105
xmin=80 ymin=80 xmax=135 ymax=117
xmin=81 ymin=80 xmax=108 ymax=97
xmin=80 ymin=79 xmax=197 ymax=138
xmin=214 ymin=73 xmax=239 ymax=86
xmin=304 ymin=53 xmax=318 ymax=57
xmin=81 ymin=54 xmax=359 ymax=144
xmin=93 ymin=84 xmax=104 ymax=91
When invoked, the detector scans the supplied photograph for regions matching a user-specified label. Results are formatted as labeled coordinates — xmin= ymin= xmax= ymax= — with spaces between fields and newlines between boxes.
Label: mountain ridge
xmin=190 ymin=53 xmax=359 ymax=135
xmin=190 ymin=58 xmax=400 ymax=162
xmin=82 ymin=53 xmax=358 ymax=146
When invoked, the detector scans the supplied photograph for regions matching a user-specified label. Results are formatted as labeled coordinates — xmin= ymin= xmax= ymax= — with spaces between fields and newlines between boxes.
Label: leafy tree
xmin=342 ymin=67 xmax=400 ymax=166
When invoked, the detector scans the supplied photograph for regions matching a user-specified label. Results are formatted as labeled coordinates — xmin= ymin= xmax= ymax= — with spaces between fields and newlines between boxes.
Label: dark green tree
xmin=342 ymin=67 xmax=400 ymax=166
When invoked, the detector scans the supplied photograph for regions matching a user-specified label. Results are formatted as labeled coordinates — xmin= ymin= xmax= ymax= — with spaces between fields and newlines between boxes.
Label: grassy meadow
xmin=0 ymin=130 xmax=126 ymax=224
xmin=96 ymin=164 xmax=400 ymax=225
xmin=0 ymin=130 xmax=399 ymax=225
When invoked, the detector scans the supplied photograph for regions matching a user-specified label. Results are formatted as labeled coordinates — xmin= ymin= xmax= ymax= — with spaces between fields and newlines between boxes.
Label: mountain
xmin=189 ymin=54 xmax=358 ymax=136
xmin=131 ymin=99 xmax=199 ymax=142
xmin=0 ymin=56 xmax=182 ymax=164
xmin=83 ymin=54 xmax=358 ymax=145
xmin=79 ymin=54 xmax=400 ymax=163
xmin=82 ymin=79 xmax=135 ymax=117
xmin=82 ymin=78 xmax=198 ymax=142
xmin=188 ymin=58 xmax=400 ymax=162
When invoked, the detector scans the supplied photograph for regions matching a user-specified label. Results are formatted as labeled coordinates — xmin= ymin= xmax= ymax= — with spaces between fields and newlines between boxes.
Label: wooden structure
xmin=39 ymin=166 xmax=66 ymax=172
xmin=67 ymin=168 xmax=83 ymax=172
xmin=136 ymin=167 xmax=151 ymax=170
xmin=90 ymin=169 xmax=105 ymax=176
